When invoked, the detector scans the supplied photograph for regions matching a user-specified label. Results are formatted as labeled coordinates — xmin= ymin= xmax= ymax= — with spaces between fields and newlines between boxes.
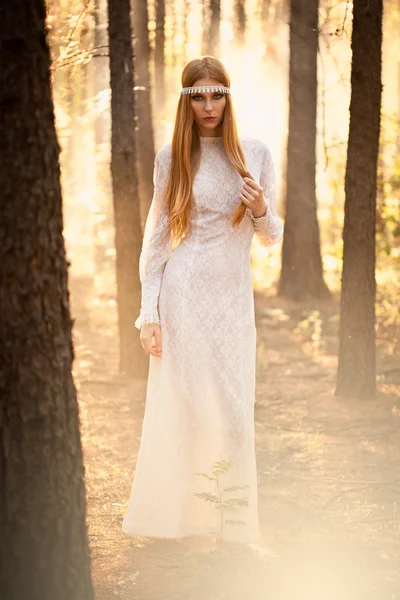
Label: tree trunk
xmin=57 ymin=0 xmax=74 ymax=200
xmin=0 ymin=2 xmax=94 ymax=599
xmin=278 ymin=0 xmax=330 ymax=301
xmin=154 ymin=0 xmax=166 ymax=115
xmin=108 ymin=0 xmax=148 ymax=376
xmin=131 ymin=0 xmax=156 ymax=228
xmin=92 ymin=0 xmax=111 ymax=223
xmin=335 ymin=0 xmax=382 ymax=399
xmin=234 ymin=0 xmax=246 ymax=46
xmin=397 ymin=61 xmax=400 ymax=153
xmin=210 ymin=0 xmax=221 ymax=54
xmin=94 ymin=0 xmax=109 ymax=153
xmin=203 ymin=0 xmax=221 ymax=55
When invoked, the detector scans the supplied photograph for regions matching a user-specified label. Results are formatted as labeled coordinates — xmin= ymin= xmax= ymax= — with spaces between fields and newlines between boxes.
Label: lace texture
xmin=124 ymin=137 xmax=283 ymax=543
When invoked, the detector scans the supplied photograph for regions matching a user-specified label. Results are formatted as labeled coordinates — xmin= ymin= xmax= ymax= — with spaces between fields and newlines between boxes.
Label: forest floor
xmin=70 ymin=274 xmax=400 ymax=600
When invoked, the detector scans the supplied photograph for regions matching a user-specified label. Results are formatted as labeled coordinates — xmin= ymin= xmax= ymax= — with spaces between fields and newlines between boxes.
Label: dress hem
xmin=122 ymin=521 xmax=260 ymax=544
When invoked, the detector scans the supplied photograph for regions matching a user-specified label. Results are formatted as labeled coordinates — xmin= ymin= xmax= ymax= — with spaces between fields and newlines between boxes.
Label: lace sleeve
xmin=248 ymin=144 xmax=284 ymax=247
xmin=135 ymin=149 xmax=172 ymax=329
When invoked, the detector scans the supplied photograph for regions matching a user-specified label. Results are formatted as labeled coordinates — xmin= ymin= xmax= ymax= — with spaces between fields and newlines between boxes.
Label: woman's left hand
xmin=239 ymin=170 xmax=268 ymax=218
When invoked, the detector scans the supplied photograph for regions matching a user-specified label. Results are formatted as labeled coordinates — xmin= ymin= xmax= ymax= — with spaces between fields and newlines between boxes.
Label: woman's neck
xmin=196 ymin=125 xmax=223 ymax=138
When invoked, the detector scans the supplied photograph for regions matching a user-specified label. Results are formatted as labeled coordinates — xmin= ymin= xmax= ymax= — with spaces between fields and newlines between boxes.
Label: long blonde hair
xmin=166 ymin=56 xmax=248 ymax=242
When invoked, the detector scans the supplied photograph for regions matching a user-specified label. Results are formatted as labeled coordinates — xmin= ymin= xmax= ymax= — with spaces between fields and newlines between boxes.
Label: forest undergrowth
xmin=71 ymin=273 xmax=400 ymax=600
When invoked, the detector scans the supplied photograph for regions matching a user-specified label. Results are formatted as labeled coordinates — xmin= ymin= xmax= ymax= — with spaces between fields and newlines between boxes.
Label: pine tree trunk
xmin=0 ymin=2 xmax=94 ymax=599
xmin=108 ymin=0 xmax=148 ymax=376
xmin=132 ymin=0 xmax=156 ymax=228
xmin=203 ymin=0 xmax=221 ymax=55
xmin=154 ymin=0 xmax=165 ymax=115
xmin=335 ymin=0 xmax=382 ymax=399
xmin=397 ymin=61 xmax=400 ymax=153
xmin=92 ymin=0 xmax=111 ymax=224
xmin=94 ymin=0 xmax=109 ymax=153
xmin=234 ymin=0 xmax=246 ymax=46
xmin=210 ymin=0 xmax=221 ymax=54
xmin=278 ymin=0 xmax=330 ymax=301
xmin=58 ymin=0 xmax=74 ymax=200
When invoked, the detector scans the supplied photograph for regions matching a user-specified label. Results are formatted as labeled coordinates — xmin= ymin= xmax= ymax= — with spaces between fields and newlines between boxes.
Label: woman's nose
xmin=205 ymin=98 xmax=214 ymax=111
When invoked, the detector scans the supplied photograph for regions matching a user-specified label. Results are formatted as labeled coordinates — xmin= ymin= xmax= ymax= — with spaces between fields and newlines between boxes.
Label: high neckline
xmin=199 ymin=136 xmax=223 ymax=142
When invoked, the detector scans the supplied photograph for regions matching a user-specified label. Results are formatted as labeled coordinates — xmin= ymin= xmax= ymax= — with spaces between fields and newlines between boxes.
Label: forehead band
xmin=181 ymin=86 xmax=231 ymax=95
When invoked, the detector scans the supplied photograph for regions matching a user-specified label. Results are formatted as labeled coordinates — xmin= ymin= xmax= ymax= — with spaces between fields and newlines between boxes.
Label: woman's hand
xmin=140 ymin=322 xmax=162 ymax=358
xmin=239 ymin=170 xmax=268 ymax=218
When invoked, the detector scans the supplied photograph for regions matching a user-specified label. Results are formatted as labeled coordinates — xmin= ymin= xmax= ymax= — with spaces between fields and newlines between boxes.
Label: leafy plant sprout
xmin=191 ymin=460 xmax=251 ymax=541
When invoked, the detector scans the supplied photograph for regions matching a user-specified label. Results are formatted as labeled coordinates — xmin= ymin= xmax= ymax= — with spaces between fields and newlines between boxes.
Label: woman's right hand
xmin=140 ymin=322 xmax=162 ymax=358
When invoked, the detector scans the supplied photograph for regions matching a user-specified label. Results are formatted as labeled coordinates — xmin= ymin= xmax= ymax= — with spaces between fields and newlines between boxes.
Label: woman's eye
xmin=191 ymin=94 xmax=224 ymax=101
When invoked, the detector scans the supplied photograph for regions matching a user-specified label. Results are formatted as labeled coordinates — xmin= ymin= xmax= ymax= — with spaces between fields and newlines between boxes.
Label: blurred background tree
xmin=278 ymin=0 xmax=331 ymax=301
xmin=336 ymin=0 xmax=383 ymax=399
xmin=132 ymin=0 xmax=156 ymax=226
xmin=108 ymin=0 xmax=147 ymax=376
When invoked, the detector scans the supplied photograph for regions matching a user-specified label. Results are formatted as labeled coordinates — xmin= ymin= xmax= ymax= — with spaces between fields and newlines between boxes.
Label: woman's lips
xmin=204 ymin=116 xmax=216 ymax=121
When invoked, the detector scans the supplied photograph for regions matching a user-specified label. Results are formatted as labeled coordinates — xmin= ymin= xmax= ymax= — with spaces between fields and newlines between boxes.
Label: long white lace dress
xmin=122 ymin=136 xmax=283 ymax=543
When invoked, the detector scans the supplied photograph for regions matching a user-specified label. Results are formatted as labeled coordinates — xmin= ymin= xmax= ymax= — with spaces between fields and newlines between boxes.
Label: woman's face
xmin=189 ymin=77 xmax=227 ymax=137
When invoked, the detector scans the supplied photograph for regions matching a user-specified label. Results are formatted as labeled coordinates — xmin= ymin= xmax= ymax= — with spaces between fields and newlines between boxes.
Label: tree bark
xmin=108 ymin=0 xmax=148 ymax=376
xmin=335 ymin=0 xmax=382 ymax=399
xmin=94 ymin=0 xmax=109 ymax=153
xmin=210 ymin=0 xmax=221 ymax=54
xmin=397 ymin=61 xmax=400 ymax=153
xmin=92 ymin=0 xmax=111 ymax=223
xmin=0 ymin=2 xmax=94 ymax=599
xmin=278 ymin=0 xmax=330 ymax=301
xmin=154 ymin=0 xmax=166 ymax=115
xmin=131 ymin=0 xmax=156 ymax=228
xmin=203 ymin=0 xmax=221 ymax=56
xmin=234 ymin=0 xmax=246 ymax=46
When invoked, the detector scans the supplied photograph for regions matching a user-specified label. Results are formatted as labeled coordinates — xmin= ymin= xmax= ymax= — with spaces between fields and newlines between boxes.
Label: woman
xmin=122 ymin=56 xmax=283 ymax=546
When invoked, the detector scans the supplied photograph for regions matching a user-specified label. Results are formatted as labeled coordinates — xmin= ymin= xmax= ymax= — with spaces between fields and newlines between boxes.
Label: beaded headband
xmin=181 ymin=85 xmax=231 ymax=95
